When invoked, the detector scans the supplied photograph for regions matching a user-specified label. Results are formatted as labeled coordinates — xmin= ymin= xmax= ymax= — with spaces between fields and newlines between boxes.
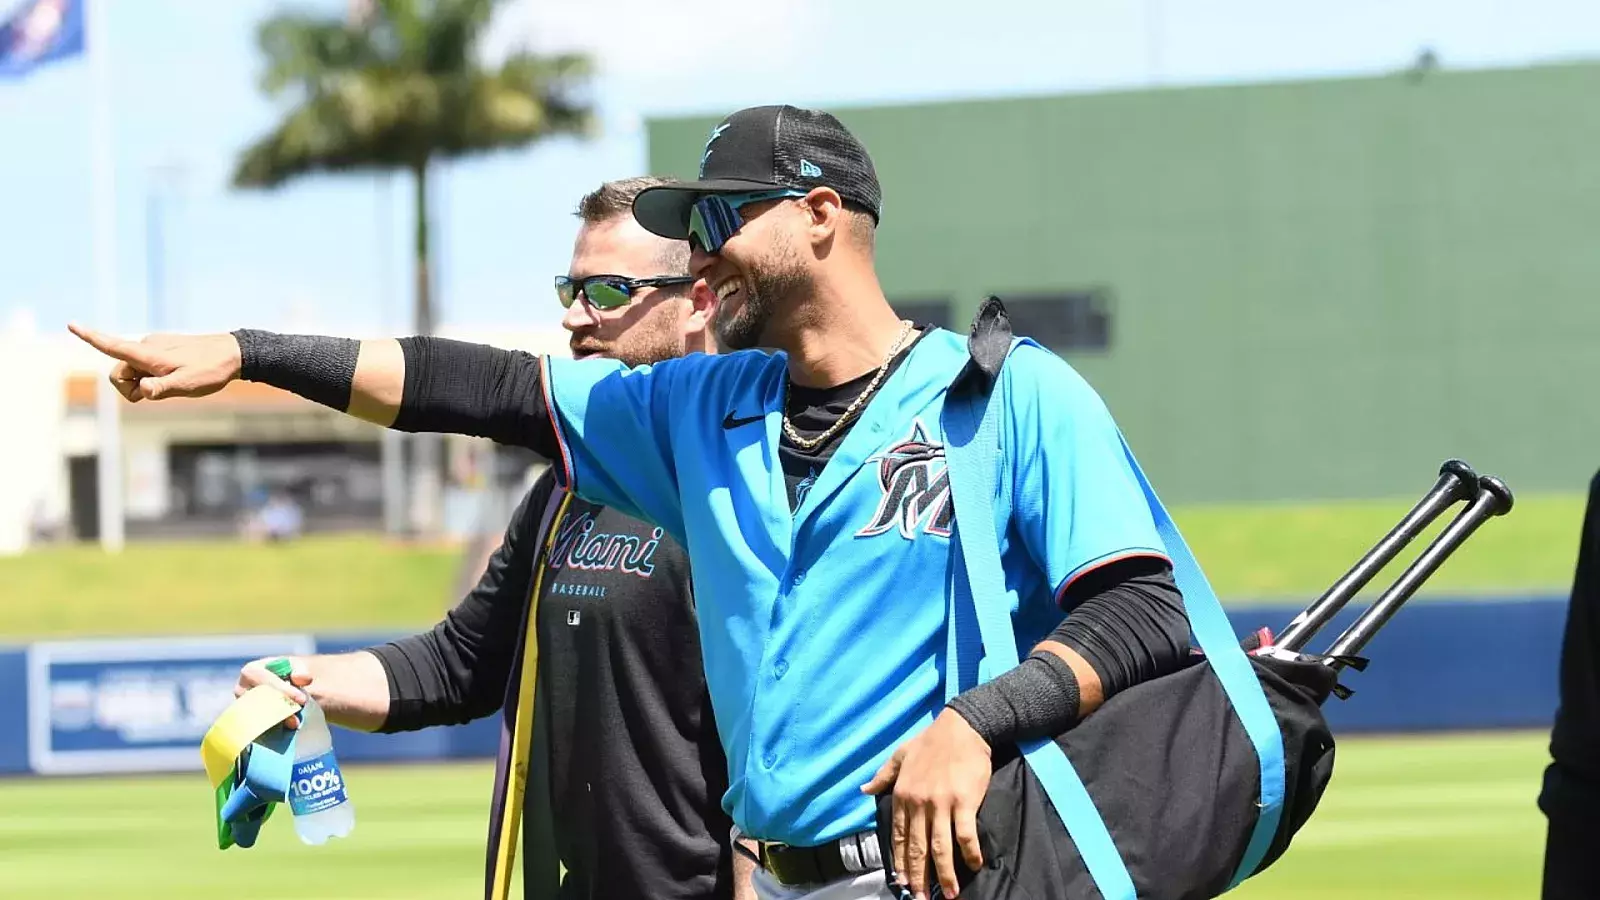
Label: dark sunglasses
xmin=687 ymin=189 xmax=807 ymax=254
xmin=554 ymin=274 xmax=696 ymax=310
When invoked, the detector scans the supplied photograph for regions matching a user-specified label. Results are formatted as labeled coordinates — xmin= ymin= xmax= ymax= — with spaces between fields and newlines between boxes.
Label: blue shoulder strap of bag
xmin=941 ymin=302 xmax=1286 ymax=897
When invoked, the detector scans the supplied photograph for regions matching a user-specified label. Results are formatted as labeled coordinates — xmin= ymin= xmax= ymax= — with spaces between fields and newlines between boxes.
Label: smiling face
xmin=691 ymin=195 xmax=815 ymax=352
xmin=562 ymin=214 xmax=712 ymax=367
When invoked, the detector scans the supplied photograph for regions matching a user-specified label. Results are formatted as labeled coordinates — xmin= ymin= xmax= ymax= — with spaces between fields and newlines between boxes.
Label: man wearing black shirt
xmin=233 ymin=176 xmax=754 ymax=900
xmin=1540 ymin=468 xmax=1600 ymax=898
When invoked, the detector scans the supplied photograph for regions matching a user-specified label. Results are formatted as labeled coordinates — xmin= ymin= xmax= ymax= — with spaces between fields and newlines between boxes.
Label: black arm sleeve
xmin=389 ymin=336 xmax=560 ymax=458
xmin=946 ymin=556 xmax=1189 ymax=746
xmin=365 ymin=472 xmax=556 ymax=732
xmin=1052 ymin=555 xmax=1191 ymax=697
xmin=234 ymin=330 xmax=360 ymax=411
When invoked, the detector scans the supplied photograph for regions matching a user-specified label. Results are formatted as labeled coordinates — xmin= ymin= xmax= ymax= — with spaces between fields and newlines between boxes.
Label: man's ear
xmin=685 ymin=277 xmax=719 ymax=335
xmin=803 ymin=187 xmax=846 ymax=245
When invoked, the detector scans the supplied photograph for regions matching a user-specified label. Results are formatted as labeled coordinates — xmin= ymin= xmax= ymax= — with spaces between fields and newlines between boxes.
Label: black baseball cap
xmin=633 ymin=105 xmax=883 ymax=241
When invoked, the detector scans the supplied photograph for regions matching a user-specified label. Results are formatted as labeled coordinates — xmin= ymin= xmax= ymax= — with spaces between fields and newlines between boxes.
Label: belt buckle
xmin=758 ymin=840 xmax=810 ymax=887
xmin=759 ymin=832 xmax=882 ymax=887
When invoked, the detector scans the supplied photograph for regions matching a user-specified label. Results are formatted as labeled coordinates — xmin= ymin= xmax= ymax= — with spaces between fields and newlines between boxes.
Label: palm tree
xmin=233 ymin=0 xmax=593 ymax=537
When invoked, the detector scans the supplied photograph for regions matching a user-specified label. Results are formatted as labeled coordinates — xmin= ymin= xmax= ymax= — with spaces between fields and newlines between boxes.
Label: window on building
xmin=891 ymin=297 xmax=954 ymax=332
xmin=998 ymin=289 xmax=1113 ymax=353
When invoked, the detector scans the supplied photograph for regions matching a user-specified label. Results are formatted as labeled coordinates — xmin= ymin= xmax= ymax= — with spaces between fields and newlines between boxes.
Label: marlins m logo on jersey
xmin=855 ymin=419 xmax=953 ymax=540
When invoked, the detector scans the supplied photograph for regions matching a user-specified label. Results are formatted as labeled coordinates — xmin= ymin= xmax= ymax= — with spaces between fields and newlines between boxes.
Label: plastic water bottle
xmin=266 ymin=658 xmax=356 ymax=844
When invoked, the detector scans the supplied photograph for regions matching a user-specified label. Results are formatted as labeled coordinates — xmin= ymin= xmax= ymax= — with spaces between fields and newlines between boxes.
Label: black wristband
xmin=946 ymin=649 xmax=1081 ymax=747
xmin=233 ymin=329 xmax=360 ymax=412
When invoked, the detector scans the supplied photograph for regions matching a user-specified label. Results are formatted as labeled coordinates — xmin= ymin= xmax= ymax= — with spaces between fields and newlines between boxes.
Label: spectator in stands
xmin=257 ymin=492 xmax=304 ymax=542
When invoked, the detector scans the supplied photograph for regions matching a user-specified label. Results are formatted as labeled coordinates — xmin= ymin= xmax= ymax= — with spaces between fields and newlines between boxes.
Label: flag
xmin=0 ymin=0 xmax=83 ymax=80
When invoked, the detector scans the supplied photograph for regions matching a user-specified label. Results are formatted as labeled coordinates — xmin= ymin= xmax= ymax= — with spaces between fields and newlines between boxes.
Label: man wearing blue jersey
xmin=72 ymin=106 xmax=1191 ymax=900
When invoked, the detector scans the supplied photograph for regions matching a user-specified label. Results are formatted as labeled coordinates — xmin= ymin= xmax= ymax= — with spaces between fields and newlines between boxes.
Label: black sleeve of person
xmin=390 ymin=336 xmax=560 ymax=458
xmin=946 ymin=556 xmax=1189 ymax=747
xmin=364 ymin=474 xmax=555 ymax=732
xmin=1538 ymin=469 xmax=1600 ymax=898
xmin=233 ymin=330 xmax=560 ymax=457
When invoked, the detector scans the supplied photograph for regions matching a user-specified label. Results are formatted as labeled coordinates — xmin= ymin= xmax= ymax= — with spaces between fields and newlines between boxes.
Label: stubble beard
xmin=713 ymin=243 xmax=809 ymax=352
xmin=575 ymin=301 xmax=686 ymax=369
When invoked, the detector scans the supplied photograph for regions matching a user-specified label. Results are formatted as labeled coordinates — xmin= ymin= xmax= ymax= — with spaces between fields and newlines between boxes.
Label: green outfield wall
xmin=646 ymin=62 xmax=1600 ymax=504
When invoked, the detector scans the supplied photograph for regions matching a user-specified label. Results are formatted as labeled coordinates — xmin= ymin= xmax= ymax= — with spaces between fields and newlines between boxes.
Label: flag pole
xmin=88 ymin=0 xmax=124 ymax=552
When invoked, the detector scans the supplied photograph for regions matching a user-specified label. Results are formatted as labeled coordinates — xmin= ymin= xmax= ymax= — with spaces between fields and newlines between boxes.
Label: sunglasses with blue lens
xmin=554 ymin=274 xmax=696 ymax=310
xmin=687 ymin=189 xmax=808 ymax=254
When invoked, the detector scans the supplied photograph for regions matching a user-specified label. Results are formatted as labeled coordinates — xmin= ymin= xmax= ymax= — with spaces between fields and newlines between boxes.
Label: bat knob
xmin=1439 ymin=459 xmax=1479 ymax=487
xmin=1477 ymin=475 xmax=1514 ymax=516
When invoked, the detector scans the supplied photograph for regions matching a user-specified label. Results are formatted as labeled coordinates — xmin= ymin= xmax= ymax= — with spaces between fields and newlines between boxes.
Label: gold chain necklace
xmin=782 ymin=320 xmax=915 ymax=452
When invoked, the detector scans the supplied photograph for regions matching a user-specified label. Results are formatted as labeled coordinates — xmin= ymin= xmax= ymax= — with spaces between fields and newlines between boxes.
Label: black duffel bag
xmin=878 ymin=298 xmax=1513 ymax=900
xmin=942 ymin=639 xmax=1339 ymax=900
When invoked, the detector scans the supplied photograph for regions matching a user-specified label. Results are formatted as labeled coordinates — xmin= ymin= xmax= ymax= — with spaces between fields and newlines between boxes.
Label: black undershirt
xmin=780 ymin=329 xmax=926 ymax=511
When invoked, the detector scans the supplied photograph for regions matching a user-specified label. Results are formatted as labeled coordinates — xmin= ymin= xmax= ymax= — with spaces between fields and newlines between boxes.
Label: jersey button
xmin=764 ymin=751 xmax=778 ymax=768
xmin=774 ymin=659 xmax=789 ymax=679
xmin=792 ymin=569 xmax=806 ymax=585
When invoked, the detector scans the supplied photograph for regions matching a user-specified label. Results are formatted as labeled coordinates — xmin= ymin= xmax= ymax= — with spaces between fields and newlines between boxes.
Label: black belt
xmin=749 ymin=830 xmax=883 ymax=887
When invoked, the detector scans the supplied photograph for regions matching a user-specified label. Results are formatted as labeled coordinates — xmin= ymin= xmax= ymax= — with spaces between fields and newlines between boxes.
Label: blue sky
xmin=2 ymin=0 xmax=1596 ymax=337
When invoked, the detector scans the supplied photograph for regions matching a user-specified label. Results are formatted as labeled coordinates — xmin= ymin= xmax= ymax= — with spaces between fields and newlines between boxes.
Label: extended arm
xmin=66 ymin=324 xmax=560 ymax=456
xmin=70 ymin=324 xmax=690 ymax=535
xmin=237 ymin=330 xmax=561 ymax=458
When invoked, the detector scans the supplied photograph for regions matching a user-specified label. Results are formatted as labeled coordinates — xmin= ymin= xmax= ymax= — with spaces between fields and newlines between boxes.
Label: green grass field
xmin=0 ymin=490 xmax=1583 ymax=639
xmin=0 ymin=493 xmax=1568 ymax=895
xmin=0 ymin=731 xmax=1549 ymax=899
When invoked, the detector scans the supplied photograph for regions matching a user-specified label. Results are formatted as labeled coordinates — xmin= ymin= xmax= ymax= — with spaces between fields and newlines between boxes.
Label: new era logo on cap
xmin=633 ymin=105 xmax=883 ymax=241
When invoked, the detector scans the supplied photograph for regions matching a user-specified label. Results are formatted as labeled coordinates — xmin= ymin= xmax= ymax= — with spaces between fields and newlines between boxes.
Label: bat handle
xmin=1321 ymin=475 xmax=1514 ymax=665
xmin=1275 ymin=460 xmax=1479 ymax=652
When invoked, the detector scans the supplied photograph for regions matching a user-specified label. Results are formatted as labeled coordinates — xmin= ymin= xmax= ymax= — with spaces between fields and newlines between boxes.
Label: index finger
xmin=67 ymin=323 xmax=156 ymax=367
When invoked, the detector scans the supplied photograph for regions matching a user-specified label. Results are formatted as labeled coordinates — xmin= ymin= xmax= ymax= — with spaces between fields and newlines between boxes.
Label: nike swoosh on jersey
xmin=722 ymin=411 xmax=765 ymax=429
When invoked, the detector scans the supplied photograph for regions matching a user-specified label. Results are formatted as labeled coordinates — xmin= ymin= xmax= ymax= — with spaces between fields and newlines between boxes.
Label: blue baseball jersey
xmin=538 ymin=327 xmax=1170 ymax=846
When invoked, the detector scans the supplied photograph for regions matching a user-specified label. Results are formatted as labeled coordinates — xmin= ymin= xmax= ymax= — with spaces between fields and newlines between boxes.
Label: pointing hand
xmin=67 ymin=325 xmax=242 ymax=402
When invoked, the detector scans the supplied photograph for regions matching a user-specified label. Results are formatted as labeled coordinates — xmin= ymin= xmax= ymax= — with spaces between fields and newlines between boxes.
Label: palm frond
xmin=236 ymin=0 xmax=596 ymax=183
xmin=257 ymin=13 xmax=380 ymax=96
xmin=431 ymin=51 xmax=597 ymax=157
xmin=417 ymin=0 xmax=495 ymax=72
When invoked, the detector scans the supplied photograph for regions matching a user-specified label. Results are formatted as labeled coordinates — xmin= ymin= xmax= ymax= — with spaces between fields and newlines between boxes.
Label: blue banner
xmin=25 ymin=634 xmax=317 ymax=775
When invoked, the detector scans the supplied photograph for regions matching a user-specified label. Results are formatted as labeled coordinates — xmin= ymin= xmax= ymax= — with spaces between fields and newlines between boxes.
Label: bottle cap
xmin=265 ymin=658 xmax=293 ymax=680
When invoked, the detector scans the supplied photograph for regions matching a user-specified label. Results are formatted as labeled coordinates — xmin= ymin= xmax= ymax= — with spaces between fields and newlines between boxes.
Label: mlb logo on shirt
xmin=566 ymin=610 xmax=581 ymax=626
